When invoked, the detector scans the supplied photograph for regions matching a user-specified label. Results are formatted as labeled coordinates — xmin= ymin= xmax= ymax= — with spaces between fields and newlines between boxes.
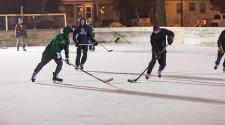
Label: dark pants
xmin=215 ymin=50 xmax=225 ymax=67
xmin=34 ymin=49 xmax=63 ymax=75
xmin=16 ymin=36 xmax=27 ymax=50
xmin=76 ymin=45 xmax=88 ymax=66
xmin=147 ymin=51 xmax=167 ymax=74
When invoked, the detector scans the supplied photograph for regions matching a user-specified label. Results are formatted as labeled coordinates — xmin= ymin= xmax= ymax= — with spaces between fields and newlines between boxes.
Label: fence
xmin=0 ymin=13 xmax=67 ymax=31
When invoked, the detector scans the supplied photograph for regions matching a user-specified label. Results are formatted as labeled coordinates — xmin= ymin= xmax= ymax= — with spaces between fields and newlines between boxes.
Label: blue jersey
xmin=73 ymin=24 xmax=93 ymax=44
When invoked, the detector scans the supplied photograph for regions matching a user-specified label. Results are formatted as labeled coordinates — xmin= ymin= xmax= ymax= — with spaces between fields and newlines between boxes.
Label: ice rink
xmin=0 ymin=43 xmax=225 ymax=125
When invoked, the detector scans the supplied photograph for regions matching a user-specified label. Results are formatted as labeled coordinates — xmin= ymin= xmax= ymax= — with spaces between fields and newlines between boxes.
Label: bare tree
xmin=0 ymin=0 xmax=59 ymax=14
xmin=112 ymin=0 xmax=167 ymax=26
xmin=209 ymin=0 xmax=225 ymax=13
xmin=154 ymin=0 xmax=167 ymax=26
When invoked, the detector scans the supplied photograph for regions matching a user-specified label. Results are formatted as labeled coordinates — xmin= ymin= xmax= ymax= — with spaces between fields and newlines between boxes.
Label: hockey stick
xmin=113 ymin=37 xmax=120 ymax=43
xmin=63 ymin=59 xmax=113 ymax=84
xmin=79 ymin=44 xmax=93 ymax=46
xmin=99 ymin=43 xmax=113 ymax=52
xmin=127 ymin=45 xmax=169 ymax=83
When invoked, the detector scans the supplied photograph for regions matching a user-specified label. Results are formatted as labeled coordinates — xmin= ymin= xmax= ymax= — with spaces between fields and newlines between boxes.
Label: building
xmin=59 ymin=0 xmax=119 ymax=27
xmin=165 ymin=0 xmax=221 ymax=26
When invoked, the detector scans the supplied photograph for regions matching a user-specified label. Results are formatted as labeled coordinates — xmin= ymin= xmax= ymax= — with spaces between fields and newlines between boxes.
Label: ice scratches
xmin=35 ymin=82 xmax=225 ymax=105
xmin=87 ymin=70 xmax=225 ymax=81
xmin=164 ymin=75 xmax=225 ymax=82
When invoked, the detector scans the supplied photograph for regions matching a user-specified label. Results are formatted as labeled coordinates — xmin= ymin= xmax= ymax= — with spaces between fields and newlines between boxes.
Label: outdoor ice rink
xmin=0 ymin=43 xmax=225 ymax=125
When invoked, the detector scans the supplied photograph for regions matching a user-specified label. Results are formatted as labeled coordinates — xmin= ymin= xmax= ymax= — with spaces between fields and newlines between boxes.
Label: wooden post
xmin=180 ymin=0 xmax=183 ymax=27
xmin=64 ymin=14 xmax=67 ymax=26
xmin=5 ymin=16 xmax=8 ymax=31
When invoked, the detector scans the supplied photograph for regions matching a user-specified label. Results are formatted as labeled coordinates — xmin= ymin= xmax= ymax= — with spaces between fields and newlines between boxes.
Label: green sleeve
xmin=46 ymin=34 xmax=62 ymax=55
xmin=64 ymin=40 xmax=70 ymax=58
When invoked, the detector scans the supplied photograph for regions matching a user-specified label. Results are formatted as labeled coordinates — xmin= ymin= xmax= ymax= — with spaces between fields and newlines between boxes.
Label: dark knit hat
xmin=153 ymin=25 xmax=160 ymax=31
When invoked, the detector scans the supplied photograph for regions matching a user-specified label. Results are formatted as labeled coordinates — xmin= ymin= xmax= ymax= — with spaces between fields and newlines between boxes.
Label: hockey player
xmin=214 ymin=30 xmax=225 ymax=72
xmin=31 ymin=26 xmax=73 ymax=82
xmin=146 ymin=25 xmax=174 ymax=79
xmin=15 ymin=17 xmax=27 ymax=51
xmin=73 ymin=17 xmax=97 ymax=70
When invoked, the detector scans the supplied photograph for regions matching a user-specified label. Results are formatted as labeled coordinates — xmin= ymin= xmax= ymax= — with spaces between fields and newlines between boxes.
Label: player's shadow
xmin=35 ymin=82 xmax=225 ymax=105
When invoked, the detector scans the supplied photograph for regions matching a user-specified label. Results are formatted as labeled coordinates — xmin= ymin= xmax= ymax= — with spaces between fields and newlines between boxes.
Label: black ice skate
xmin=80 ymin=64 xmax=84 ymax=70
xmin=52 ymin=72 xmax=63 ymax=82
xmin=145 ymin=74 xmax=150 ymax=79
xmin=31 ymin=72 xmax=37 ymax=82
xmin=75 ymin=65 xmax=79 ymax=70
xmin=214 ymin=64 xmax=219 ymax=70
xmin=158 ymin=70 xmax=162 ymax=78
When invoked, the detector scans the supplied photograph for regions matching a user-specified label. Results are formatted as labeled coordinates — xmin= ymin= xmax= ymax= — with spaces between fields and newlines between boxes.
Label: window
xmin=176 ymin=3 xmax=181 ymax=14
xmin=86 ymin=6 xmax=92 ymax=18
xmin=189 ymin=2 xmax=195 ymax=11
xmin=98 ymin=4 xmax=108 ymax=18
xmin=199 ymin=3 xmax=206 ymax=14
xmin=77 ymin=5 xmax=83 ymax=17
xmin=214 ymin=14 xmax=221 ymax=19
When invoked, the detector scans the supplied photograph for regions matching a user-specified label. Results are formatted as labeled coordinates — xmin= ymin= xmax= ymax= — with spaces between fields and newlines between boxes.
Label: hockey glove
xmin=65 ymin=58 xmax=71 ymax=65
xmin=218 ymin=45 xmax=224 ymax=53
xmin=74 ymin=42 xmax=79 ymax=47
xmin=56 ymin=52 xmax=62 ymax=59
xmin=167 ymin=36 xmax=174 ymax=45
xmin=154 ymin=52 xmax=160 ymax=59
xmin=93 ymin=41 xmax=98 ymax=46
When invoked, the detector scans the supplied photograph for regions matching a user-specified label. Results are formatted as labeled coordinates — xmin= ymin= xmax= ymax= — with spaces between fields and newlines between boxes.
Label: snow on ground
xmin=0 ymin=43 xmax=225 ymax=125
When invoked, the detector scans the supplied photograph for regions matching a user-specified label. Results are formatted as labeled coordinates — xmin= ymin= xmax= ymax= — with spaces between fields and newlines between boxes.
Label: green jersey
xmin=46 ymin=33 xmax=70 ymax=58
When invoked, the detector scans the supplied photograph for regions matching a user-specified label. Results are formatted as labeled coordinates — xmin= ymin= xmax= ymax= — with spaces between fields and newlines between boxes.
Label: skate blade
xmin=52 ymin=80 xmax=63 ymax=84
xmin=127 ymin=79 xmax=136 ymax=83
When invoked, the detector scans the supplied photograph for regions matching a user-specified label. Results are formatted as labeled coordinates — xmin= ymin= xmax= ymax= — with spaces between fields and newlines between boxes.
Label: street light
xmin=20 ymin=0 xmax=23 ymax=20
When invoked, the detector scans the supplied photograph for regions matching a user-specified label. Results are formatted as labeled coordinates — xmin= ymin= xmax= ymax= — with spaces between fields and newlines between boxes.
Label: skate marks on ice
xmin=87 ymin=70 xmax=225 ymax=85
xmin=35 ymin=82 xmax=225 ymax=105
xmin=40 ymin=79 xmax=120 ymax=90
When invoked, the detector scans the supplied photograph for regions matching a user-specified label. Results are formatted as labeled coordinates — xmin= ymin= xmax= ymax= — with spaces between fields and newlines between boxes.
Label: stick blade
xmin=114 ymin=37 xmax=120 ymax=43
xmin=127 ymin=79 xmax=136 ymax=83
xmin=104 ymin=78 xmax=113 ymax=83
xmin=108 ymin=50 xmax=113 ymax=52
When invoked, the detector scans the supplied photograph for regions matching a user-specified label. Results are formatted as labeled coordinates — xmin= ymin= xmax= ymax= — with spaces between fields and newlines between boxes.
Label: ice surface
xmin=0 ymin=43 xmax=225 ymax=125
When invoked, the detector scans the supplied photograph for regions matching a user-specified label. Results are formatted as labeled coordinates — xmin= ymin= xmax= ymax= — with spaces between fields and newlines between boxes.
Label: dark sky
xmin=0 ymin=0 xmax=59 ymax=14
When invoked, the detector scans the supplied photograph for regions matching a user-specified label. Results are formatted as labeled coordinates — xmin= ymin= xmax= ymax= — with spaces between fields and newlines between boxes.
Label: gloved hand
xmin=167 ymin=36 xmax=174 ymax=45
xmin=154 ymin=51 xmax=161 ymax=59
xmin=93 ymin=41 xmax=98 ymax=46
xmin=218 ymin=45 xmax=224 ymax=53
xmin=56 ymin=52 xmax=62 ymax=59
xmin=65 ymin=58 xmax=71 ymax=65
xmin=74 ymin=41 xmax=79 ymax=47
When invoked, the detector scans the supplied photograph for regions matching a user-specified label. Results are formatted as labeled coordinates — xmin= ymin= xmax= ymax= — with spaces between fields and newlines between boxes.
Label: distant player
xmin=73 ymin=17 xmax=97 ymax=70
xmin=214 ymin=30 xmax=225 ymax=72
xmin=15 ymin=17 xmax=27 ymax=51
xmin=31 ymin=26 xmax=73 ymax=82
xmin=146 ymin=25 xmax=174 ymax=79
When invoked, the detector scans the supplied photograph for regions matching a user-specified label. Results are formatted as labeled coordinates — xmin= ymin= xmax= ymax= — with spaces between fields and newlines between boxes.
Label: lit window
xmin=77 ymin=6 xmax=83 ymax=17
xmin=100 ymin=6 xmax=105 ymax=15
